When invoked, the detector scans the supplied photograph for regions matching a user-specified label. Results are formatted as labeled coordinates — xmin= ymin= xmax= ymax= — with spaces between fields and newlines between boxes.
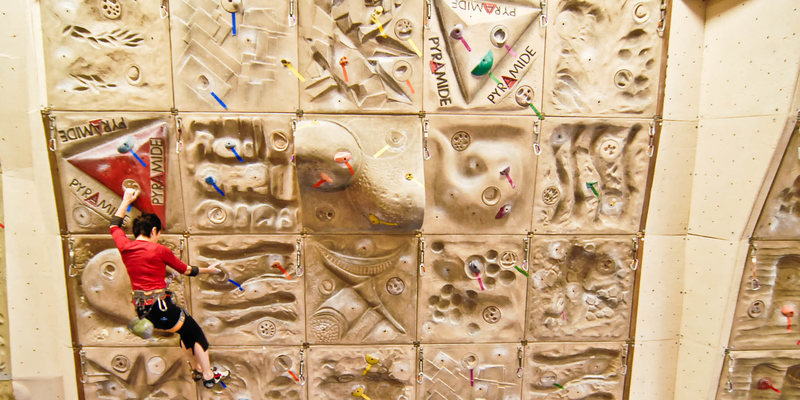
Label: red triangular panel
xmin=66 ymin=123 xmax=167 ymax=222
xmin=483 ymin=2 xmax=497 ymax=14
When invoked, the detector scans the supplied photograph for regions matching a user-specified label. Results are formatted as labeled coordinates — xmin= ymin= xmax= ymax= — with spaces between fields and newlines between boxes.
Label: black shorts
xmin=137 ymin=295 xmax=183 ymax=330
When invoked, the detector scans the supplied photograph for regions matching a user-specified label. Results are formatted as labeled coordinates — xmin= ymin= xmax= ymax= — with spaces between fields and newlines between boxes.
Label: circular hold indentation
xmin=196 ymin=74 xmax=210 ymax=90
xmin=270 ymin=130 xmax=289 ymax=152
xmin=111 ymin=355 xmax=130 ymax=372
xmin=515 ymin=85 xmax=534 ymax=107
xmin=451 ymin=131 xmax=471 ymax=151
xmin=599 ymin=138 xmax=622 ymax=161
xmin=274 ymin=354 xmax=293 ymax=371
xmin=100 ymin=0 xmax=121 ymax=19
xmin=462 ymin=353 xmax=479 ymax=369
xmin=499 ymin=251 xmax=517 ymax=268
xmin=258 ymin=319 xmax=277 ymax=338
xmin=386 ymin=129 xmax=408 ymax=149
xmin=441 ymin=284 xmax=455 ymax=298
xmin=498 ymin=270 xmax=515 ymax=285
xmin=490 ymin=25 xmax=508 ymax=47
xmin=102 ymin=262 xmax=116 ymax=280
xmin=207 ymin=206 xmax=227 ymax=224
xmin=482 ymin=306 xmax=501 ymax=324
xmin=431 ymin=241 xmax=445 ymax=253
xmin=337 ymin=374 xmax=355 ymax=383
xmin=315 ymin=204 xmax=336 ymax=222
xmin=220 ymin=0 xmax=242 ymax=12
xmin=539 ymin=370 xmax=558 ymax=386
xmin=481 ymin=186 xmax=501 ymax=206
xmin=614 ymin=69 xmax=634 ymax=89
xmin=542 ymin=186 xmax=560 ymax=205
xmin=72 ymin=206 xmax=93 ymax=227
xmin=319 ymin=279 xmax=335 ymax=295
xmin=126 ymin=65 xmax=141 ymax=85
xmin=748 ymin=300 xmax=765 ymax=318
xmin=122 ymin=178 xmax=140 ymax=191
xmin=633 ymin=2 xmax=649 ymax=23
xmin=597 ymin=256 xmax=618 ymax=274
xmin=394 ymin=18 xmax=413 ymax=39
xmin=486 ymin=263 xmax=500 ymax=275
xmin=485 ymin=249 xmax=498 ymax=261
xmin=386 ymin=277 xmax=405 ymax=295
xmin=310 ymin=313 xmax=343 ymax=342
xmin=147 ymin=356 xmax=166 ymax=375
xmin=392 ymin=60 xmax=413 ymax=82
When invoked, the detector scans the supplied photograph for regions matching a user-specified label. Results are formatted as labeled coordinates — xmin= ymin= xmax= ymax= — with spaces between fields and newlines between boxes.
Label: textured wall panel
xmin=532 ymin=118 xmax=651 ymax=234
xmin=305 ymin=235 xmax=417 ymax=344
xmin=171 ymin=0 xmax=299 ymax=112
xmin=178 ymin=114 xmax=299 ymax=233
xmin=423 ymin=0 xmax=544 ymax=113
xmin=41 ymin=0 xmax=172 ymax=110
xmin=197 ymin=347 xmax=306 ymax=399
xmin=522 ymin=342 xmax=625 ymax=399
xmin=79 ymin=347 xmax=198 ymax=399
xmin=295 ymin=116 xmax=424 ymax=233
xmin=717 ymin=350 xmax=800 ymax=399
xmin=188 ymin=235 xmax=305 ymax=346
xmin=298 ymin=0 xmax=423 ymax=112
xmin=729 ymin=240 xmax=800 ymax=349
xmin=51 ymin=113 xmax=184 ymax=233
xmin=418 ymin=343 xmax=522 ymax=399
xmin=307 ymin=345 xmax=415 ymax=400
xmin=422 ymin=115 xmax=536 ymax=234
xmin=543 ymin=0 xmax=663 ymax=116
xmin=66 ymin=235 xmax=188 ymax=346
xmin=754 ymin=123 xmax=800 ymax=239
xmin=527 ymin=236 xmax=635 ymax=341
xmin=418 ymin=235 xmax=526 ymax=343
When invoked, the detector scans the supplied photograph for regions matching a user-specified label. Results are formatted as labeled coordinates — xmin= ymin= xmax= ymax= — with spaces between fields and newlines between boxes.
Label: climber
xmin=110 ymin=188 xmax=230 ymax=389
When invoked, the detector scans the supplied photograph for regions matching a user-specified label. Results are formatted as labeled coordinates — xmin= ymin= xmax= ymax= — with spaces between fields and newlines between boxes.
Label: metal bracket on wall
xmin=65 ymin=235 xmax=80 ymax=277
xmin=630 ymin=233 xmax=643 ymax=270
xmin=421 ymin=116 xmax=431 ymax=161
xmin=77 ymin=349 xmax=110 ymax=383
xmin=41 ymin=108 xmax=57 ymax=152
xmin=533 ymin=119 xmax=542 ymax=155
xmin=723 ymin=347 xmax=735 ymax=392
xmin=648 ymin=116 xmax=661 ymax=157
xmin=415 ymin=343 xmax=425 ymax=384
xmin=416 ymin=232 xmax=426 ymax=276
xmin=172 ymin=108 xmax=183 ymax=154
xmin=296 ymin=233 xmax=305 ymax=277
xmin=657 ymin=0 xmax=667 ymax=36
xmin=539 ymin=0 xmax=547 ymax=27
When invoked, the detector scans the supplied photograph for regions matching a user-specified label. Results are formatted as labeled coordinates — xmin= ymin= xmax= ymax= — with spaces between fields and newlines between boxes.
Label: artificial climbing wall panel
xmin=542 ymin=0 xmax=664 ymax=117
xmin=722 ymin=123 xmax=800 ymax=397
xmin=65 ymin=235 xmax=189 ymax=347
xmin=41 ymin=0 xmax=173 ymax=110
xmin=39 ymin=0 xmax=668 ymax=398
xmin=753 ymin=122 xmax=800 ymax=239
xmin=49 ymin=112 xmax=185 ymax=233
xmin=177 ymin=114 xmax=299 ymax=233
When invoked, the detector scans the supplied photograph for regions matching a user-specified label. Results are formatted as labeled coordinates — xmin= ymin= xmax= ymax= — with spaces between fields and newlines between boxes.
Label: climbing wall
xmin=718 ymin=121 xmax=800 ymax=399
xmin=40 ymin=0 xmax=666 ymax=398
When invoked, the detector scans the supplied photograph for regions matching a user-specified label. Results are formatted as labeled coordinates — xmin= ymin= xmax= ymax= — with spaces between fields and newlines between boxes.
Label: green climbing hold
xmin=471 ymin=50 xmax=494 ymax=76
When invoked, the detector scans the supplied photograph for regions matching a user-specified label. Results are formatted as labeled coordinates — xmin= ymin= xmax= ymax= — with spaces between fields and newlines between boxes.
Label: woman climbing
xmin=111 ymin=188 xmax=229 ymax=389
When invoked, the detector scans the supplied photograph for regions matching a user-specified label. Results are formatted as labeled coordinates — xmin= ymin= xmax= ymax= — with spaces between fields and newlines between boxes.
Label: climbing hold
xmin=471 ymin=50 xmax=494 ymax=76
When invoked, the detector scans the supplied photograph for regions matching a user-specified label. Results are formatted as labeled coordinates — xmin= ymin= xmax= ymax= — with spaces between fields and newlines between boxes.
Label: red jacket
xmin=110 ymin=226 xmax=188 ymax=291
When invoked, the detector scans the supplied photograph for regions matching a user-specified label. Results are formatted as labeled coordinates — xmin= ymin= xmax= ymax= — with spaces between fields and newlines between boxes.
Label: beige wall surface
xmin=0 ymin=0 xmax=77 ymax=399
